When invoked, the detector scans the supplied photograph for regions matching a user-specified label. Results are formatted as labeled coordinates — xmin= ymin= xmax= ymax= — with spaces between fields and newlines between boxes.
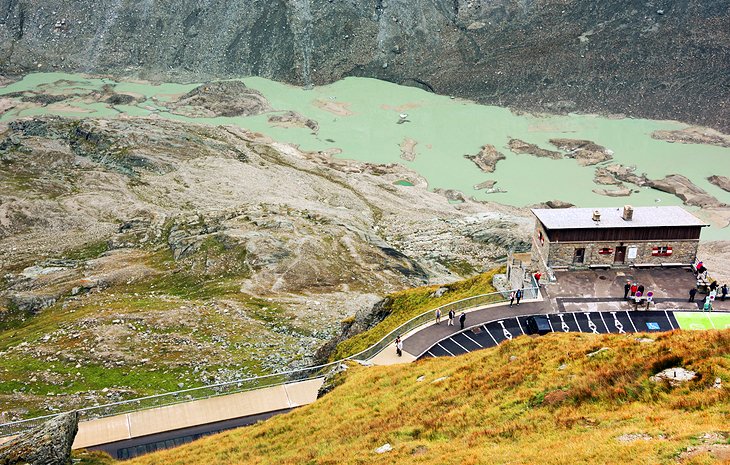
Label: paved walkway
xmin=401 ymin=299 xmax=549 ymax=357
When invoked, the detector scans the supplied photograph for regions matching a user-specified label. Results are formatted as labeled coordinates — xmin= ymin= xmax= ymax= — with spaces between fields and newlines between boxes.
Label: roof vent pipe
xmin=592 ymin=210 xmax=601 ymax=222
xmin=623 ymin=205 xmax=634 ymax=221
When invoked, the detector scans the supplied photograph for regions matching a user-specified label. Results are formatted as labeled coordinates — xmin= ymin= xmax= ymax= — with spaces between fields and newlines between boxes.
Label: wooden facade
xmin=545 ymin=226 xmax=703 ymax=243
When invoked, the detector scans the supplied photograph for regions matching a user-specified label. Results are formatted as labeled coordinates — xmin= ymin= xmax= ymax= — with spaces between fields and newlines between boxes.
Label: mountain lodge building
xmin=530 ymin=205 xmax=708 ymax=271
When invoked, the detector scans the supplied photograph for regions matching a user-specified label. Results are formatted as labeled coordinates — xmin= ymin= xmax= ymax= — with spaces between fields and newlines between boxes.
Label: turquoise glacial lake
xmin=1 ymin=72 xmax=729 ymax=239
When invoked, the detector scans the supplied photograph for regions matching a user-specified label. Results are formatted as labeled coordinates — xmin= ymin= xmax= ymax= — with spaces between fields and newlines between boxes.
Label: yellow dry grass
xmin=126 ymin=329 xmax=730 ymax=465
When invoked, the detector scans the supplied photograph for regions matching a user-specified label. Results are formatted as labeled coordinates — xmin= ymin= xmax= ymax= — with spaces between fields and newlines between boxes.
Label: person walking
xmin=630 ymin=283 xmax=638 ymax=297
xmin=515 ymin=288 xmax=523 ymax=306
xmin=448 ymin=309 xmax=455 ymax=326
xmin=395 ymin=336 xmax=403 ymax=356
xmin=689 ymin=287 xmax=697 ymax=302
xmin=624 ymin=280 xmax=631 ymax=299
xmin=703 ymin=297 xmax=712 ymax=312
xmin=435 ymin=308 xmax=442 ymax=324
xmin=459 ymin=312 xmax=466 ymax=330
xmin=721 ymin=284 xmax=728 ymax=301
xmin=509 ymin=290 xmax=516 ymax=308
xmin=637 ymin=284 xmax=645 ymax=295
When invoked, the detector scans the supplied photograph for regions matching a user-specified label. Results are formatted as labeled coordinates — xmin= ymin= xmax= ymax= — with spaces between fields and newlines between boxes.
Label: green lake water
xmin=2 ymin=72 xmax=729 ymax=239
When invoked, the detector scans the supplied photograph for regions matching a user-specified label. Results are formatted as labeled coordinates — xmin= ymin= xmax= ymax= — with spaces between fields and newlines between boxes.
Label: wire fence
xmin=0 ymin=286 xmax=538 ymax=438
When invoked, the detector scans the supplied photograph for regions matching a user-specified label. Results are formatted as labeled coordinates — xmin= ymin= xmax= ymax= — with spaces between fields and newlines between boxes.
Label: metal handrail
xmin=0 ymin=286 xmax=537 ymax=437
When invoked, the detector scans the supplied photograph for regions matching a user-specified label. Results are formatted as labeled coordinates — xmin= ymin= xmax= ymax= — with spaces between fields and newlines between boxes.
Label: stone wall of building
xmin=546 ymin=239 xmax=700 ymax=268
xmin=530 ymin=221 xmax=552 ymax=273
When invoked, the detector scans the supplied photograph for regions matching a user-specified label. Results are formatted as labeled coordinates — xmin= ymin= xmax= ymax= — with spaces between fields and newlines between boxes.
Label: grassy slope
xmin=126 ymin=329 xmax=729 ymax=465
xmin=330 ymin=267 xmax=503 ymax=360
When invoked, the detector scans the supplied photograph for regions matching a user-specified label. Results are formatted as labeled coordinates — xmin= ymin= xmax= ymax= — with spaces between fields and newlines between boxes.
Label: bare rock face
xmin=647 ymin=174 xmax=726 ymax=208
xmin=168 ymin=81 xmax=272 ymax=117
xmin=267 ymin=111 xmax=319 ymax=132
xmin=593 ymin=167 xmax=623 ymax=185
xmin=652 ymin=127 xmax=730 ymax=148
xmin=464 ymin=144 xmax=506 ymax=172
xmin=0 ymin=412 xmax=78 ymax=465
xmin=545 ymin=200 xmax=575 ymax=209
xmin=708 ymin=175 xmax=730 ymax=193
xmin=508 ymin=139 xmax=562 ymax=159
xmin=549 ymin=138 xmax=613 ymax=166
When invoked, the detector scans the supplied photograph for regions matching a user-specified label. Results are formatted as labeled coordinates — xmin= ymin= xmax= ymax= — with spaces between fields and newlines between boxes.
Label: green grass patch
xmin=675 ymin=311 xmax=730 ymax=331
xmin=330 ymin=267 xmax=504 ymax=360
xmin=63 ymin=240 xmax=110 ymax=260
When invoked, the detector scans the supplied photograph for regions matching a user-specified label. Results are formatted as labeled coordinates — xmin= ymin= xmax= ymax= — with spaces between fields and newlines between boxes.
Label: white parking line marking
xmin=625 ymin=311 xmax=638 ymax=332
xmin=451 ymin=337 xmax=470 ymax=353
xmin=515 ymin=318 xmax=526 ymax=335
xmin=437 ymin=342 xmax=456 ymax=357
xmin=546 ymin=315 xmax=555 ymax=332
xmin=427 ymin=350 xmax=436 ymax=358
xmin=598 ymin=312 xmax=610 ymax=333
xmin=573 ymin=313 xmax=583 ymax=332
xmin=483 ymin=325 xmax=499 ymax=345
xmin=463 ymin=333 xmax=483 ymax=348
xmin=705 ymin=313 xmax=716 ymax=329
xmin=664 ymin=310 xmax=676 ymax=330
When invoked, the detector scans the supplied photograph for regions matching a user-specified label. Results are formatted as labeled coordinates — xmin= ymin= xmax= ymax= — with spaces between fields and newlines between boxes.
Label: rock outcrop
xmin=1 ymin=1 xmax=727 ymax=131
xmin=464 ymin=145 xmax=505 ymax=173
xmin=0 ymin=412 xmax=79 ymax=465
xmin=550 ymin=138 xmax=613 ymax=166
xmin=314 ymin=297 xmax=393 ymax=364
xmin=168 ymin=81 xmax=272 ymax=117
xmin=267 ymin=111 xmax=318 ymax=132
xmin=708 ymin=175 xmax=730 ymax=193
xmin=652 ymin=127 xmax=730 ymax=148
xmin=647 ymin=174 xmax=726 ymax=208
xmin=508 ymin=139 xmax=562 ymax=159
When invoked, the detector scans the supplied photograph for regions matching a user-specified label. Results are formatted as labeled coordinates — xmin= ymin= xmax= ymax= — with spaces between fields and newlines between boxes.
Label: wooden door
xmin=615 ymin=246 xmax=626 ymax=264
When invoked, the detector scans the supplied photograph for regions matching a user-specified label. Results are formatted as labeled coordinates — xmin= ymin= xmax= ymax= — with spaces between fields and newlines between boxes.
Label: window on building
xmin=652 ymin=246 xmax=673 ymax=256
xmin=573 ymin=248 xmax=585 ymax=264
xmin=598 ymin=247 xmax=613 ymax=255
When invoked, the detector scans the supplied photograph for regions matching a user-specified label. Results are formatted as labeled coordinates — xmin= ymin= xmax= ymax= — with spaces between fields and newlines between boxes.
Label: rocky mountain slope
xmin=0 ymin=0 xmax=728 ymax=130
xmin=0 ymin=114 xmax=530 ymax=420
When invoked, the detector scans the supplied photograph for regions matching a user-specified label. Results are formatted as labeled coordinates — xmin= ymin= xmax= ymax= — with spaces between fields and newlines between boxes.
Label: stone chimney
xmin=623 ymin=205 xmax=634 ymax=221
xmin=592 ymin=210 xmax=601 ymax=222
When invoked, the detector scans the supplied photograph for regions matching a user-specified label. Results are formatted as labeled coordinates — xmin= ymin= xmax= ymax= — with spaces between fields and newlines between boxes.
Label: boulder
xmin=0 ymin=411 xmax=78 ymax=465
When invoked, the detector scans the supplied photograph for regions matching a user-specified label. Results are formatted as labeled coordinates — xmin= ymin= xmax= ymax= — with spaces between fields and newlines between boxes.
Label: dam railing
xmin=0 ymin=286 xmax=538 ymax=438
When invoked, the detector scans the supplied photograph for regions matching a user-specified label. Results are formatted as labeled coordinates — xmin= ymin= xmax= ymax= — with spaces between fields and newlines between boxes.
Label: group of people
xmin=690 ymin=281 xmax=729 ymax=312
xmin=623 ymin=280 xmax=654 ymax=310
xmin=508 ymin=289 xmax=524 ymax=307
xmin=690 ymin=260 xmax=728 ymax=312
xmin=434 ymin=308 xmax=467 ymax=329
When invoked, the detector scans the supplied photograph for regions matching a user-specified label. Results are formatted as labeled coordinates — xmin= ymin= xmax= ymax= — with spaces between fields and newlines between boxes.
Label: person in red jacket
xmin=630 ymin=283 xmax=638 ymax=297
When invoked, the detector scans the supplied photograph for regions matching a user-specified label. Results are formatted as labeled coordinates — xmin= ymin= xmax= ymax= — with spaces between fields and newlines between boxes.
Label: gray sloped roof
xmin=531 ymin=206 xmax=708 ymax=230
